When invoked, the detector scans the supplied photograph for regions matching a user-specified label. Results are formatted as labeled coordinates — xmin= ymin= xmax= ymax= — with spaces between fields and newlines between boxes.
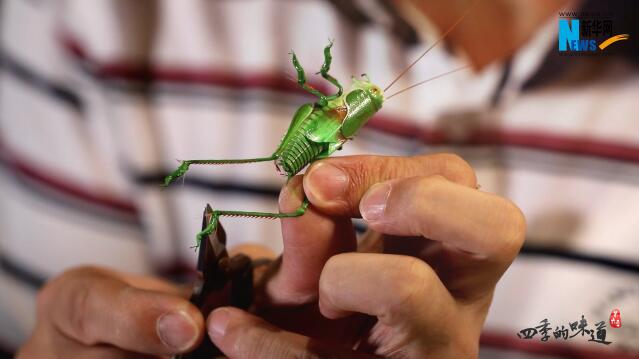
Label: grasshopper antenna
xmin=383 ymin=0 xmax=479 ymax=92
xmin=385 ymin=65 xmax=470 ymax=100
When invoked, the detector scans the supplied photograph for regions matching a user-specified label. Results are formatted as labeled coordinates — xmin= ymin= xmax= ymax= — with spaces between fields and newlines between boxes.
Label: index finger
xmin=264 ymin=176 xmax=357 ymax=305
xmin=303 ymin=153 xmax=477 ymax=217
xmin=38 ymin=267 xmax=204 ymax=355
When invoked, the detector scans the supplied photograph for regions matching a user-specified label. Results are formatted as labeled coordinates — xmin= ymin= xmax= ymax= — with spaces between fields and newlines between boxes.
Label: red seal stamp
xmin=609 ymin=309 xmax=621 ymax=328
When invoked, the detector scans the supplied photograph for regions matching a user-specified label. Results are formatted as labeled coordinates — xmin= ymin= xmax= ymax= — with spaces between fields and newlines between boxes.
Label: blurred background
xmin=1 ymin=0 xmax=638 ymax=357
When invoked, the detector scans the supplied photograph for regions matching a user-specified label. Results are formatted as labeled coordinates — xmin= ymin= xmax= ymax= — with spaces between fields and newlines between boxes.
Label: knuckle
xmin=503 ymin=199 xmax=527 ymax=255
xmin=489 ymin=197 xmax=527 ymax=259
xmin=318 ymin=255 xmax=344 ymax=304
xmin=344 ymin=156 xmax=378 ymax=189
xmin=328 ymin=155 xmax=414 ymax=203
xmin=378 ymin=155 xmax=407 ymax=179
xmin=59 ymin=266 xmax=108 ymax=344
xmin=342 ymin=155 xmax=391 ymax=189
xmin=433 ymin=153 xmax=477 ymax=188
xmin=66 ymin=280 xmax=98 ymax=345
xmin=35 ymin=265 xmax=100 ymax=316
xmin=382 ymin=256 xmax=433 ymax=322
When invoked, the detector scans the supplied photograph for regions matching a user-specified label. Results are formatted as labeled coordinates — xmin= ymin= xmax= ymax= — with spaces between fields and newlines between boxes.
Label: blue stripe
xmin=520 ymin=244 xmax=639 ymax=274
xmin=0 ymin=256 xmax=45 ymax=288
xmin=0 ymin=50 xmax=84 ymax=112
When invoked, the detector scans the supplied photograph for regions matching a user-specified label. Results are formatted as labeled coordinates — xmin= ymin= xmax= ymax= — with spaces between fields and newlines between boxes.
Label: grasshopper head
xmin=340 ymin=75 xmax=385 ymax=138
xmin=351 ymin=75 xmax=384 ymax=110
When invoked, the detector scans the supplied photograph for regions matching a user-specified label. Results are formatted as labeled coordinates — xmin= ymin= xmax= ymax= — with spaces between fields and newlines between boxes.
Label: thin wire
xmin=383 ymin=0 xmax=480 ymax=92
xmin=385 ymin=66 xmax=470 ymax=100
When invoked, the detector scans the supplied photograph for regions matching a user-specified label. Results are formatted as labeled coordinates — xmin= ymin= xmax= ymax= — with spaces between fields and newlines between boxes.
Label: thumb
xmin=303 ymin=154 xmax=476 ymax=217
xmin=207 ymin=307 xmax=373 ymax=358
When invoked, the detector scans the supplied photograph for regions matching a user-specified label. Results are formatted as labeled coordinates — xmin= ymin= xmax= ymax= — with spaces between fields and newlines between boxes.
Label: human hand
xmin=207 ymin=153 xmax=526 ymax=358
xmin=17 ymin=266 xmax=204 ymax=358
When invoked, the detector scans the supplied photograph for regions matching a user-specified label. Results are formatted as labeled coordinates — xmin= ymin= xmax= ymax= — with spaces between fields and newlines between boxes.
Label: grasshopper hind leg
xmin=162 ymin=156 xmax=277 ymax=187
xmin=194 ymin=198 xmax=310 ymax=248
xmin=163 ymin=161 xmax=191 ymax=187
xmin=195 ymin=213 xmax=219 ymax=248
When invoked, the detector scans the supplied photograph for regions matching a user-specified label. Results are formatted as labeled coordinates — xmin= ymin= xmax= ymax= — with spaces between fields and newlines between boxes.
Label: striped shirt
xmin=1 ymin=0 xmax=638 ymax=357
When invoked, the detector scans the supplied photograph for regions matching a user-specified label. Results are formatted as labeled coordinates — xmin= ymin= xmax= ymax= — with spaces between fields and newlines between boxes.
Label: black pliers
xmin=175 ymin=204 xmax=254 ymax=358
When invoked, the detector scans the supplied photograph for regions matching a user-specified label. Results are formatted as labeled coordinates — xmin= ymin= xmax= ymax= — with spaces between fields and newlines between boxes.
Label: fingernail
xmin=157 ymin=310 xmax=198 ymax=351
xmin=305 ymin=162 xmax=349 ymax=203
xmin=360 ymin=182 xmax=391 ymax=222
xmin=208 ymin=308 xmax=231 ymax=339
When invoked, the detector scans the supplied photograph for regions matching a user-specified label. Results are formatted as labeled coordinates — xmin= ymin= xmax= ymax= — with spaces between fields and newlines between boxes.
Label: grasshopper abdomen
xmin=275 ymin=133 xmax=325 ymax=177
xmin=275 ymin=109 xmax=327 ymax=177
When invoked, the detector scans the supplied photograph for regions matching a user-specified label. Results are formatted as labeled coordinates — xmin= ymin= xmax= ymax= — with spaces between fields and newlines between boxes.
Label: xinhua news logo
xmin=558 ymin=11 xmax=629 ymax=55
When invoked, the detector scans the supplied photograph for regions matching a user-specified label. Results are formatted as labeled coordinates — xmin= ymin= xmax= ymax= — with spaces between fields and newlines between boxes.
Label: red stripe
xmin=59 ymin=32 xmax=639 ymax=164
xmin=365 ymin=119 xmax=639 ymax=163
xmin=59 ymin=32 xmax=326 ymax=95
xmin=481 ymin=331 xmax=639 ymax=359
xmin=1 ymin=143 xmax=138 ymax=215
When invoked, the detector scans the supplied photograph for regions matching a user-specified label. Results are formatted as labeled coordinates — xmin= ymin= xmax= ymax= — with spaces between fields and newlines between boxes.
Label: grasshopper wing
xmin=304 ymin=103 xmax=348 ymax=152
xmin=273 ymin=103 xmax=314 ymax=156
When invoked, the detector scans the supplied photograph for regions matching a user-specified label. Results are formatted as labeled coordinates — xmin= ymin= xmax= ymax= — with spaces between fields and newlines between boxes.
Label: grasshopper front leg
xmin=290 ymin=51 xmax=329 ymax=105
xmin=317 ymin=40 xmax=343 ymax=100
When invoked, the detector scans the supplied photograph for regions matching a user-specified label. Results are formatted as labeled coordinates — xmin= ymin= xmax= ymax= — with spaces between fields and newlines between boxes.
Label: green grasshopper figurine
xmin=163 ymin=41 xmax=385 ymax=246
xmin=162 ymin=20 xmax=473 ymax=246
